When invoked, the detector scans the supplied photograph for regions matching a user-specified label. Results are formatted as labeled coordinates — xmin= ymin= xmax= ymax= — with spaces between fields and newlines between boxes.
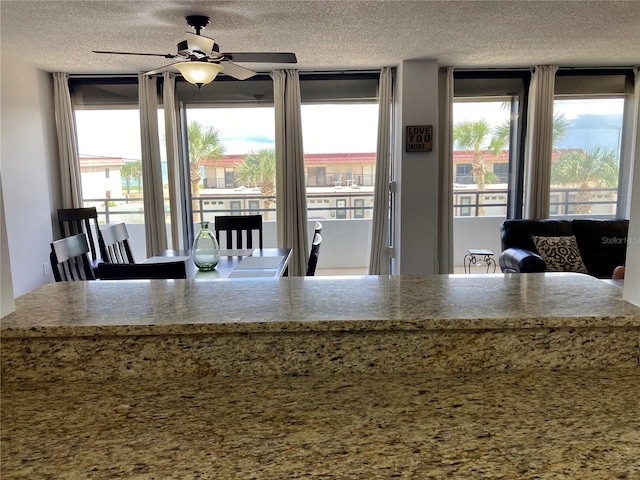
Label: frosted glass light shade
xmin=175 ymin=62 xmax=223 ymax=86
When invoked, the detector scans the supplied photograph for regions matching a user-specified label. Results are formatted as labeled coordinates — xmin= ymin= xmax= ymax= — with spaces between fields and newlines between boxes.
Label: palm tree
xmin=551 ymin=145 xmax=618 ymax=214
xmin=551 ymin=112 xmax=570 ymax=148
xmin=187 ymin=121 xmax=226 ymax=197
xmin=453 ymin=119 xmax=508 ymax=215
xmin=120 ymin=160 xmax=142 ymax=198
xmin=235 ymin=149 xmax=276 ymax=220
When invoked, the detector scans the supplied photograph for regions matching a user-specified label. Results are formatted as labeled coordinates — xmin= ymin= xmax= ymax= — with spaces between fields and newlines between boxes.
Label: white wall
xmin=1 ymin=56 xmax=58 ymax=297
xmin=394 ymin=60 xmax=440 ymax=274
xmin=1 ymin=177 xmax=15 ymax=316
xmin=622 ymin=75 xmax=640 ymax=305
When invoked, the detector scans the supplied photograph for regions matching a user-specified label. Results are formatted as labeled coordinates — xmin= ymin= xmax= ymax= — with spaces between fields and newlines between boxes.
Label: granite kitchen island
xmin=2 ymin=273 xmax=640 ymax=478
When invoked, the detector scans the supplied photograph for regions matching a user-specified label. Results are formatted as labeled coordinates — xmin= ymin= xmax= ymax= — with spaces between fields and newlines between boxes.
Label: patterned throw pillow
xmin=531 ymin=235 xmax=588 ymax=273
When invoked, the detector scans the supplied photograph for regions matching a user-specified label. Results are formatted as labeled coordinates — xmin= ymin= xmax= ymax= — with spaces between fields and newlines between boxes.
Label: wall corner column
xmin=393 ymin=60 xmax=440 ymax=275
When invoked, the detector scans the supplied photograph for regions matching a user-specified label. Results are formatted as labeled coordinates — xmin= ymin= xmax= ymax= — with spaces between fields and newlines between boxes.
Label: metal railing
xmin=85 ymin=191 xmax=375 ymax=224
xmin=453 ymin=187 xmax=619 ymax=217
xmin=204 ymin=173 xmax=376 ymax=190
xmin=85 ymin=186 xmax=619 ymax=223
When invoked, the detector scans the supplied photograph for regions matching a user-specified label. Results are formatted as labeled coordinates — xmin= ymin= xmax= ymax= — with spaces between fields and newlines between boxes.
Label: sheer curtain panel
xmin=53 ymin=72 xmax=83 ymax=208
xmin=523 ymin=65 xmax=558 ymax=219
xmin=271 ymin=70 xmax=308 ymax=276
xmin=162 ymin=72 xmax=186 ymax=250
xmin=437 ymin=67 xmax=454 ymax=273
xmin=139 ymin=75 xmax=168 ymax=256
xmin=369 ymin=67 xmax=393 ymax=275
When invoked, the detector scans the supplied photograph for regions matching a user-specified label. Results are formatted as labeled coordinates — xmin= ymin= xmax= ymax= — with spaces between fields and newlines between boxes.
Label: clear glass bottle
xmin=192 ymin=221 xmax=220 ymax=270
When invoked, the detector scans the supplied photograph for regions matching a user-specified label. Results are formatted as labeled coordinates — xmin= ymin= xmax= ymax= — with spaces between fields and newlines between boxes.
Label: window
xmin=224 ymin=170 xmax=235 ymax=189
xmin=493 ymin=163 xmax=509 ymax=183
xmin=354 ymin=198 xmax=365 ymax=219
xmin=298 ymin=72 xmax=381 ymax=274
xmin=75 ymin=108 xmax=144 ymax=224
xmin=552 ymin=97 xmax=624 ymax=217
xmin=248 ymin=200 xmax=260 ymax=216
xmin=179 ymin=75 xmax=277 ymax=245
xmin=453 ymin=98 xmax=515 ymax=217
xmin=551 ymin=70 xmax=633 ymax=218
xmin=452 ymin=71 xmax=529 ymax=273
xmin=336 ymin=199 xmax=347 ymax=219
xmin=71 ymin=78 xmax=169 ymax=261
xmin=458 ymin=196 xmax=472 ymax=217
xmin=307 ymin=167 xmax=327 ymax=187
xmin=455 ymin=163 xmax=473 ymax=184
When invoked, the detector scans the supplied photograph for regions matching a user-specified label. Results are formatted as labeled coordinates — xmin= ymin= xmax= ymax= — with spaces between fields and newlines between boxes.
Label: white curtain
xmin=437 ymin=67 xmax=454 ymax=273
xmin=162 ymin=72 xmax=186 ymax=250
xmin=523 ymin=65 xmax=559 ymax=219
xmin=53 ymin=72 xmax=83 ymax=208
xmin=369 ymin=67 xmax=393 ymax=275
xmin=623 ymin=67 xmax=640 ymax=305
xmin=139 ymin=75 xmax=168 ymax=256
xmin=271 ymin=70 xmax=308 ymax=276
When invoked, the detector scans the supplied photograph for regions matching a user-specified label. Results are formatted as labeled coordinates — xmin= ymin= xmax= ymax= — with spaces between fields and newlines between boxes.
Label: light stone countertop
xmin=2 ymin=273 xmax=639 ymax=338
xmin=2 ymin=369 xmax=639 ymax=479
xmin=2 ymin=273 xmax=640 ymax=478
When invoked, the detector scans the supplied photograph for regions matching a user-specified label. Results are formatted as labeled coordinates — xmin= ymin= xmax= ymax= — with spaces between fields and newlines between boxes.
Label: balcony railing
xmin=204 ymin=173 xmax=376 ymax=189
xmin=82 ymin=185 xmax=621 ymax=275
xmin=85 ymin=191 xmax=375 ymax=224
xmin=86 ymin=186 xmax=619 ymax=225
xmin=453 ymin=187 xmax=619 ymax=217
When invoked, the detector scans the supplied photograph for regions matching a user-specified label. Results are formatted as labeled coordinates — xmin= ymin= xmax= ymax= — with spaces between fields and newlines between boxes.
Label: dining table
xmin=142 ymin=248 xmax=292 ymax=279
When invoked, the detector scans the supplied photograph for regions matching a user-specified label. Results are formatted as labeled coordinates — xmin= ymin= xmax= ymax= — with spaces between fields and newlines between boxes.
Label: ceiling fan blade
xmin=142 ymin=61 xmax=184 ymax=76
xmin=220 ymin=61 xmax=257 ymax=81
xmin=183 ymin=32 xmax=215 ymax=55
xmin=93 ymin=50 xmax=177 ymax=59
xmin=220 ymin=52 xmax=297 ymax=64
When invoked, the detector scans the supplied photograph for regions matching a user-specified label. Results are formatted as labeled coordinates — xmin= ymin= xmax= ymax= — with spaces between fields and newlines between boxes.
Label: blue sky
xmin=76 ymin=99 xmax=624 ymax=161
xmin=76 ymin=104 xmax=380 ymax=160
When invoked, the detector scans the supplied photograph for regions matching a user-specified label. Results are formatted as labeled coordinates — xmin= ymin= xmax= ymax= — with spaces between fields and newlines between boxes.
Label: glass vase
xmin=192 ymin=221 xmax=220 ymax=270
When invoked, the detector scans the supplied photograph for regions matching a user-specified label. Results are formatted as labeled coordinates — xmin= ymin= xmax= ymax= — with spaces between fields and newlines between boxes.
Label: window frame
xmin=453 ymin=70 xmax=531 ymax=219
xmin=553 ymin=68 xmax=635 ymax=219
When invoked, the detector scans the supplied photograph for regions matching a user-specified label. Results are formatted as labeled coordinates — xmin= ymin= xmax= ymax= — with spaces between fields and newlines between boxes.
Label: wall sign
xmin=405 ymin=125 xmax=433 ymax=152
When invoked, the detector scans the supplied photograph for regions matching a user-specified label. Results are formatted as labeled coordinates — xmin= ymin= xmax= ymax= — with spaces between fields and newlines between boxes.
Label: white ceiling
xmin=1 ymin=1 xmax=639 ymax=76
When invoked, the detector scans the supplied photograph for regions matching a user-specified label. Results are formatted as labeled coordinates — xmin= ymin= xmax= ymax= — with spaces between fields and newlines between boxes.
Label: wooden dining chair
xmin=99 ymin=223 xmax=134 ymax=264
xmin=57 ymin=207 xmax=102 ymax=268
xmin=214 ymin=215 xmax=263 ymax=249
xmin=97 ymin=261 xmax=187 ymax=280
xmin=306 ymin=232 xmax=322 ymax=276
xmin=50 ymin=233 xmax=96 ymax=282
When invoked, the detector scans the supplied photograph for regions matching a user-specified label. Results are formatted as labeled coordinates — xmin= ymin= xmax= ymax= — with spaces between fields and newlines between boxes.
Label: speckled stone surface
xmin=2 ymin=273 xmax=639 ymax=381
xmin=2 ymin=370 xmax=639 ymax=479
xmin=2 ymin=273 xmax=639 ymax=337
xmin=2 ymin=274 xmax=640 ymax=478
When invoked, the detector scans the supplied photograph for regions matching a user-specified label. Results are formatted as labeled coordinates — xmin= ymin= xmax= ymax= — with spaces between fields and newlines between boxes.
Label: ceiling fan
xmin=93 ymin=15 xmax=297 ymax=86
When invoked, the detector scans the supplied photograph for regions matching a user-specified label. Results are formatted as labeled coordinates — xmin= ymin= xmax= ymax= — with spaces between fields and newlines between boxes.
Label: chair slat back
xmin=306 ymin=232 xmax=322 ymax=276
xmin=50 ymin=233 xmax=95 ymax=282
xmin=214 ymin=215 xmax=263 ymax=249
xmin=57 ymin=207 xmax=100 ymax=262
xmin=98 ymin=262 xmax=187 ymax=280
xmin=99 ymin=223 xmax=135 ymax=264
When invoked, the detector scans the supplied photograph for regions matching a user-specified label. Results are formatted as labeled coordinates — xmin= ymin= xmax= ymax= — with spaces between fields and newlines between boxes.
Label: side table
xmin=464 ymin=249 xmax=497 ymax=274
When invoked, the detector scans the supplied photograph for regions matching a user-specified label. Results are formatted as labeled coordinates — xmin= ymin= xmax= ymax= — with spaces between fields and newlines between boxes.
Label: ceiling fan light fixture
xmin=175 ymin=62 xmax=223 ymax=87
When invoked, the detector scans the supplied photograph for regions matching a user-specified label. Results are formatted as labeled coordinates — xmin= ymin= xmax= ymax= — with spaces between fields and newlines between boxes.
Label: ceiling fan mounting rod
xmin=185 ymin=15 xmax=210 ymax=36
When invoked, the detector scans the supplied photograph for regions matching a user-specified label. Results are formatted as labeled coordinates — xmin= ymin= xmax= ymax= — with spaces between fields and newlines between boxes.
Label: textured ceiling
xmin=1 ymin=1 xmax=639 ymax=76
